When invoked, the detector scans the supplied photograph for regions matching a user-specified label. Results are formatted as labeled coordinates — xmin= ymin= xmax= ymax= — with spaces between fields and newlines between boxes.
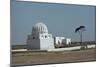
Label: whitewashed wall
xmin=54 ymin=37 xmax=65 ymax=45
xmin=40 ymin=38 xmax=54 ymax=50
xmin=27 ymin=39 xmax=40 ymax=50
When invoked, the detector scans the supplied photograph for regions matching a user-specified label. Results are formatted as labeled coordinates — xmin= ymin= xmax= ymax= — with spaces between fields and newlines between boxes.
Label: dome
xmin=32 ymin=22 xmax=48 ymax=34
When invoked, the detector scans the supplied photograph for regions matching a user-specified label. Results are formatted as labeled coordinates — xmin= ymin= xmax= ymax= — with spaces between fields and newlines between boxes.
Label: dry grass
xmin=11 ymin=48 xmax=96 ymax=66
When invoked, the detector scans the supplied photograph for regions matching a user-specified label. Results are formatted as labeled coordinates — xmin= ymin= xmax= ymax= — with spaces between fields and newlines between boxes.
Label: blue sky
xmin=11 ymin=0 xmax=96 ymax=45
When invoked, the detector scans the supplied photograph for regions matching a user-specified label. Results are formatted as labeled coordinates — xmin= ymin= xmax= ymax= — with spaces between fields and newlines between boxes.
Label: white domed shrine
xmin=32 ymin=23 xmax=48 ymax=34
xmin=27 ymin=22 xmax=54 ymax=50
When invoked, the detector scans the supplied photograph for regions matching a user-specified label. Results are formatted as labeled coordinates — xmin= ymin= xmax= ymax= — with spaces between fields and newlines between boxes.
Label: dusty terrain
xmin=11 ymin=48 xmax=96 ymax=66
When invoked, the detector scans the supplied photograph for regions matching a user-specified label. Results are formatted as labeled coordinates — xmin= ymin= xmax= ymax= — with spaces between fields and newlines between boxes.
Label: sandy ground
xmin=11 ymin=48 xmax=96 ymax=66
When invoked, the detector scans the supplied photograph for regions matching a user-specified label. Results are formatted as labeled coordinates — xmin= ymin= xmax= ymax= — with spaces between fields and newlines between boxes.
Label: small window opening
xmin=33 ymin=37 xmax=35 ymax=39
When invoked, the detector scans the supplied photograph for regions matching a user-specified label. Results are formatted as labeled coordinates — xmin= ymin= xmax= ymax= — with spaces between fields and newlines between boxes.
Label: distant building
xmin=54 ymin=37 xmax=71 ymax=46
xmin=63 ymin=38 xmax=71 ymax=45
xmin=27 ymin=22 xmax=54 ymax=50
xmin=54 ymin=37 xmax=65 ymax=45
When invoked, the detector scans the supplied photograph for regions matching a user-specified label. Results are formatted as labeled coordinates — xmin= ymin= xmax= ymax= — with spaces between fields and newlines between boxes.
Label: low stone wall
xmin=12 ymin=44 xmax=96 ymax=53
xmin=47 ymin=44 xmax=96 ymax=52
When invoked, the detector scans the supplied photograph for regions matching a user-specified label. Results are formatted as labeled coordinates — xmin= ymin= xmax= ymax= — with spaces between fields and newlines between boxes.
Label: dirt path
xmin=11 ymin=48 xmax=96 ymax=66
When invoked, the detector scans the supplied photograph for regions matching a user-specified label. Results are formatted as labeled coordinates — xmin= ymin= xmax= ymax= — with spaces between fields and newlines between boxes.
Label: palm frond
xmin=75 ymin=26 xmax=85 ymax=33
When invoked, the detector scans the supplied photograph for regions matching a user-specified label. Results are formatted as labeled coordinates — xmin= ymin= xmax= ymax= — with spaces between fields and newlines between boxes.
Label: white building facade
xmin=63 ymin=38 xmax=71 ymax=45
xmin=54 ymin=37 xmax=65 ymax=45
xmin=27 ymin=23 xmax=54 ymax=50
xmin=54 ymin=37 xmax=71 ymax=45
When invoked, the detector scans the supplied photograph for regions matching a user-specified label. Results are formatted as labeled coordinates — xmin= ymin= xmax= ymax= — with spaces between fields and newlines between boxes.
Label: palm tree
xmin=75 ymin=26 xmax=86 ymax=49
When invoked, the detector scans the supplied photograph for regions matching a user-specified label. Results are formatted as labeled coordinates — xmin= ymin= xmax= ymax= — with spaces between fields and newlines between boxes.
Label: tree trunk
xmin=79 ymin=32 xmax=82 ymax=45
